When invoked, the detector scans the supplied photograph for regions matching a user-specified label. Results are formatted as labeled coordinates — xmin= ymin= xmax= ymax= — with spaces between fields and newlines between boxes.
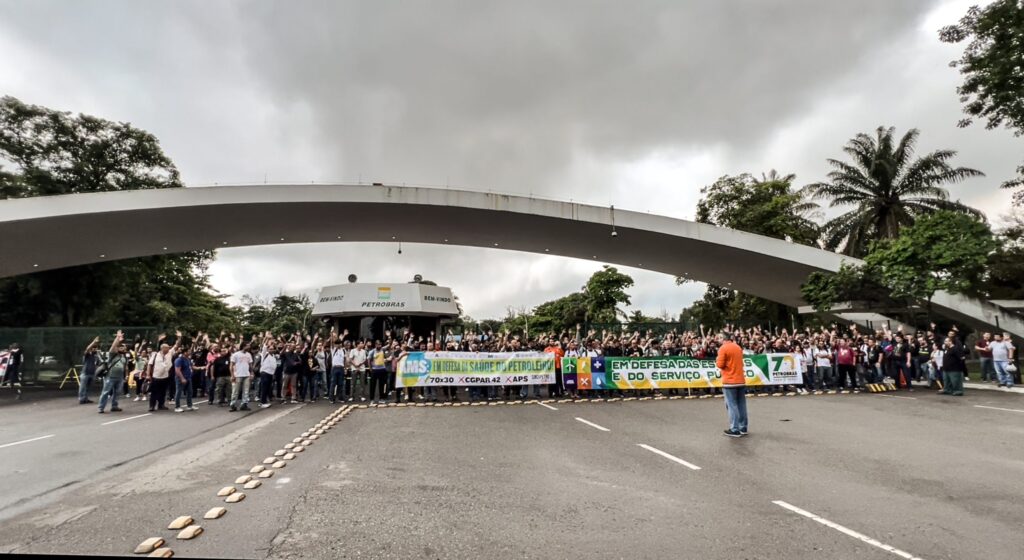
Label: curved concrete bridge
xmin=0 ymin=184 xmax=1019 ymax=337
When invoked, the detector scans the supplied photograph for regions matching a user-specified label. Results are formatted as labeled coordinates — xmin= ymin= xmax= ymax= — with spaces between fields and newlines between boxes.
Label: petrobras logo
xmin=377 ymin=287 xmax=392 ymax=300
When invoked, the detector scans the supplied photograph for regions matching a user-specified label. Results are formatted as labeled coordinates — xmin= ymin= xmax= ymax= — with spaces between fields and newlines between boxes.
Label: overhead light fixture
xmin=397 ymin=241 xmax=403 ymax=255
xmin=610 ymin=204 xmax=618 ymax=237
xmin=163 ymin=247 xmax=168 ymax=250
xmin=443 ymin=238 xmax=448 ymax=243
xmin=494 ymin=242 xmax=499 ymax=247
xmin=544 ymin=248 xmax=550 ymax=252
xmin=222 ymin=241 xmax=228 ymax=245
xmin=99 ymin=254 xmax=105 ymax=258
xmin=280 ymin=237 xmax=285 ymax=241
xmin=32 ymin=264 xmax=39 ymax=268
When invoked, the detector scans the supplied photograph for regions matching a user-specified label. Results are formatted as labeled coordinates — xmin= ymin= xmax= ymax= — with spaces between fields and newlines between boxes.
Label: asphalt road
xmin=1 ymin=387 xmax=1022 ymax=559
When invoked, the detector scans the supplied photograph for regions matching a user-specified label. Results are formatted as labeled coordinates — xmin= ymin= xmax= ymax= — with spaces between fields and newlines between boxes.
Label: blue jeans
xmin=79 ymin=372 xmax=95 ymax=402
xmin=98 ymin=376 xmax=123 ymax=411
xmin=723 ymin=386 xmax=748 ymax=433
xmin=174 ymin=376 xmax=193 ymax=409
xmin=979 ymin=357 xmax=994 ymax=381
xmin=329 ymin=367 xmax=346 ymax=401
xmin=994 ymin=361 xmax=1012 ymax=387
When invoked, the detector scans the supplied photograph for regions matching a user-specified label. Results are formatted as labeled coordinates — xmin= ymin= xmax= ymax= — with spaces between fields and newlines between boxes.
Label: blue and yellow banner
xmin=396 ymin=351 xmax=556 ymax=387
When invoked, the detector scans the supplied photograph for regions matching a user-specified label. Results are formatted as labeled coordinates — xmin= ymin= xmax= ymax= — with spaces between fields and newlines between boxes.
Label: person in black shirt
xmin=893 ymin=334 xmax=914 ymax=391
xmin=208 ymin=346 xmax=232 ymax=405
xmin=940 ymin=337 xmax=966 ymax=396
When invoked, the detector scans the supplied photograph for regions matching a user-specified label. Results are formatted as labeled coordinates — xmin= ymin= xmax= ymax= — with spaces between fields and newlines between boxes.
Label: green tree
xmin=0 ymin=96 xmax=237 ymax=328
xmin=805 ymin=126 xmax=984 ymax=257
xmin=804 ymin=212 xmax=997 ymax=316
xmin=940 ymin=1 xmax=1024 ymax=199
xmin=865 ymin=211 xmax=996 ymax=304
xmin=683 ymin=171 xmax=818 ymax=327
xmin=695 ymin=172 xmax=820 ymax=245
xmin=583 ymin=266 xmax=634 ymax=323
xmin=531 ymin=292 xmax=588 ymax=335
xmin=238 ymin=294 xmax=314 ymax=334
xmin=976 ymin=211 xmax=1024 ymax=299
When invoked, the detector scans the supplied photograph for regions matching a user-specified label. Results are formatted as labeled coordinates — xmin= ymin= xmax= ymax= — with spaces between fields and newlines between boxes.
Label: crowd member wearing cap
xmin=97 ymin=331 xmax=128 ymax=413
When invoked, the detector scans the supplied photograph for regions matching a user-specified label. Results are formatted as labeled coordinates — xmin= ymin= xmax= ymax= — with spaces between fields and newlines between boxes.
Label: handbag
xmin=1007 ymin=363 xmax=1018 ymax=374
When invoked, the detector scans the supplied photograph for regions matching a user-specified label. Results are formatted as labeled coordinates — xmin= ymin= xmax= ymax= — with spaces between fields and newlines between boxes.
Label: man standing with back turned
xmin=717 ymin=331 xmax=748 ymax=437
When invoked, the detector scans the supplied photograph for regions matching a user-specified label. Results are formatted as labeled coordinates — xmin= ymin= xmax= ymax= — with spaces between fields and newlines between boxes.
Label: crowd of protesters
xmin=66 ymin=321 xmax=1019 ymax=413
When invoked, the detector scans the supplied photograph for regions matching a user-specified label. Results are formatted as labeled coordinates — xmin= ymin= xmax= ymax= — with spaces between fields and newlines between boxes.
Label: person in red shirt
xmin=836 ymin=339 xmax=858 ymax=390
xmin=716 ymin=331 xmax=748 ymax=437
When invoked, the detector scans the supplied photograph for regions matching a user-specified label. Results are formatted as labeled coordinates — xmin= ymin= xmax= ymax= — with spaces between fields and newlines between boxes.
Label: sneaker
xmin=133 ymin=396 xmax=141 ymax=402
xmin=98 ymin=409 xmax=105 ymax=413
xmin=240 ymin=404 xmax=250 ymax=411
xmin=174 ymin=408 xmax=184 ymax=413
xmin=723 ymin=429 xmax=742 ymax=438
xmin=260 ymin=403 xmax=271 ymax=409
xmin=187 ymin=406 xmax=197 ymax=411
xmin=148 ymin=407 xmax=155 ymax=412
xmin=290 ymin=400 xmax=298 ymax=404
xmin=739 ymin=430 xmax=748 ymax=436
xmin=111 ymin=407 xmax=122 ymax=412
xmin=229 ymin=406 xmax=237 ymax=412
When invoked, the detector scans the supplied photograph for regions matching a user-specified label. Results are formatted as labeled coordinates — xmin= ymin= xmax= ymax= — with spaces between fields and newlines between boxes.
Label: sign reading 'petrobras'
xmin=396 ymin=352 xmax=556 ymax=387
xmin=311 ymin=283 xmax=459 ymax=316
xmin=561 ymin=353 xmax=802 ymax=390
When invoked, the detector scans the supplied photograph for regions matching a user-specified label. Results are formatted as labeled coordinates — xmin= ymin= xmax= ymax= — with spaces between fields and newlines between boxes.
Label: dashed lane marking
xmin=574 ymin=417 xmax=610 ymax=432
xmin=538 ymin=402 xmax=559 ymax=411
xmin=637 ymin=444 xmax=701 ymax=471
xmin=877 ymin=395 xmax=917 ymax=400
xmin=974 ymin=405 xmax=1024 ymax=413
xmin=101 ymin=413 xmax=152 ymax=425
xmin=772 ymin=500 xmax=924 ymax=560
xmin=0 ymin=434 xmax=55 ymax=449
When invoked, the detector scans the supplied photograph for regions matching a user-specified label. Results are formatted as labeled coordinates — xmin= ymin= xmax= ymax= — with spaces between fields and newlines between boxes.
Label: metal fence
xmin=0 ymin=326 xmax=158 ymax=384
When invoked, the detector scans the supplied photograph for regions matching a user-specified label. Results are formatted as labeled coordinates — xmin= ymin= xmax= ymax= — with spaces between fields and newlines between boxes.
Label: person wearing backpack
xmin=98 ymin=331 xmax=129 ymax=413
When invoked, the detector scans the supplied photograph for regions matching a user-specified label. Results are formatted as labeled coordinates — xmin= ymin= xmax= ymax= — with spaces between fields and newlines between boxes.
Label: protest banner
xmin=561 ymin=353 xmax=802 ymax=390
xmin=396 ymin=351 xmax=556 ymax=387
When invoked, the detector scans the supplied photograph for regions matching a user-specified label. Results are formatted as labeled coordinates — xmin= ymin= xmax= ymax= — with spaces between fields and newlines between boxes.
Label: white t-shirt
xmin=349 ymin=348 xmax=367 ymax=370
xmin=259 ymin=352 xmax=278 ymax=375
xmin=813 ymin=346 xmax=832 ymax=367
xmin=990 ymin=341 xmax=1010 ymax=362
xmin=151 ymin=351 xmax=174 ymax=380
xmin=331 ymin=347 xmax=347 ymax=368
xmin=230 ymin=351 xmax=252 ymax=378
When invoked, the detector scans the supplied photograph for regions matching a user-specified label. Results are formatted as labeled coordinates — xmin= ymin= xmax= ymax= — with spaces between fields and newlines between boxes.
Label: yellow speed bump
xmin=216 ymin=486 xmax=235 ymax=497
xmin=273 ymin=449 xmax=286 ymax=457
xmin=167 ymin=516 xmax=193 ymax=530
xmin=176 ymin=525 xmax=203 ymax=540
xmin=249 ymin=465 xmax=265 ymax=474
xmin=134 ymin=537 xmax=165 ymax=554
xmin=148 ymin=547 xmax=174 ymax=558
xmin=302 ymin=440 xmax=313 ymax=446
xmin=258 ymin=469 xmax=274 ymax=478
xmin=234 ymin=475 xmax=252 ymax=484
xmin=308 ymin=434 xmax=319 ymax=440
xmin=203 ymin=507 xmax=227 ymax=520
xmin=293 ymin=445 xmax=305 ymax=452
xmin=315 ymin=429 xmax=325 ymax=435
xmin=244 ymin=479 xmax=262 ymax=489
xmin=262 ymin=457 xmax=276 ymax=464
xmin=284 ymin=443 xmax=296 ymax=449
xmin=272 ymin=460 xmax=286 ymax=469
xmin=292 ymin=437 xmax=303 ymax=443
xmin=224 ymin=492 xmax=245 ymax=503
xmin=283 ymin=453 xmax=296 ymax=460
xmin=300 ymin=432 xmax=310 ymax=437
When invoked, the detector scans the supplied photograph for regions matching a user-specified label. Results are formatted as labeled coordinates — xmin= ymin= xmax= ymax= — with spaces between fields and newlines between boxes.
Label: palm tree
xmin=805 ymin=126 xmax=984 ymax=257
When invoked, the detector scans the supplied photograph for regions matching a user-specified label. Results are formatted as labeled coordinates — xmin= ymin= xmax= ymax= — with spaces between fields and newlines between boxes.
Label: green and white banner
xmin=560 ymin=353 xmax=802 ymax=390
xmin=396 ymin=351 xmax=556 ymax=387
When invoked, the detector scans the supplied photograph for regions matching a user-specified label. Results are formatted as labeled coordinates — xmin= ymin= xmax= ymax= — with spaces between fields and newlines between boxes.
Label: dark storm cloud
xmin=230 ymin=0 xmax=935 ymax=195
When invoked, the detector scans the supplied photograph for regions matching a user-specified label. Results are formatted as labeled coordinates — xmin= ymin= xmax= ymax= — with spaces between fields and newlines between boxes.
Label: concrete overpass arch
xmin=0 ymin=184 xmax=1019 ymax=337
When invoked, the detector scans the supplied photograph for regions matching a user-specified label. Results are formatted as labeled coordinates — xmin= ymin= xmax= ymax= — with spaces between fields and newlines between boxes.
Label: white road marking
xmin=101 ymin=413 xmax=152 ymax=426
xmin=0 ymin=434 xmax=55 ymax=449
xmin=773 ymin=500 xmax=924 ymax=560
xmin=574 ymin=417 xmax=610 ymax=432
xmin=974 ymin=405 xmax=1024 ymax=413
xmin=538 ymin=402 xmax=559 ymax=411
xmin=878 ymin=395 xmax=917 ymax=400
xmin=637 ymin=443 xmax=701 ymax=471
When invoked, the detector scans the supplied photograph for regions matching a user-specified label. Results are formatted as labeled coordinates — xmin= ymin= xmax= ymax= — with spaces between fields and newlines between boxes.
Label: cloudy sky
xmin=1 ymin=0 xmax=1019 ymax=320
